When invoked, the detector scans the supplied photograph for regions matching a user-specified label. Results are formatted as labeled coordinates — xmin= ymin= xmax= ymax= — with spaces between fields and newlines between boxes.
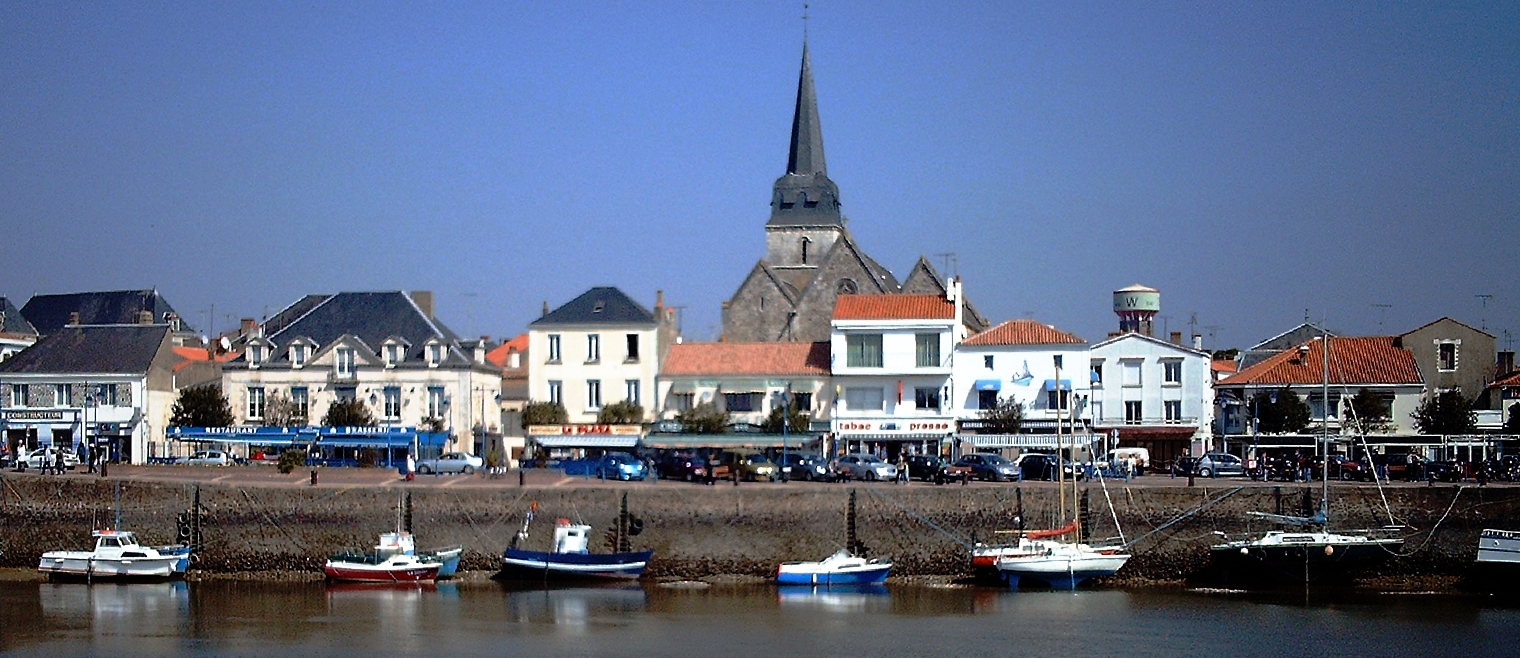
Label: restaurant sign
xmin=527 ymin=424 xmax=642 ymax=436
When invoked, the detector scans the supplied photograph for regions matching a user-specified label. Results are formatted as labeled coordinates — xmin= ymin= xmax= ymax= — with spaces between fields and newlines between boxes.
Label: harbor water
xmin=3 ymin=579 xmax=1518 ymax=657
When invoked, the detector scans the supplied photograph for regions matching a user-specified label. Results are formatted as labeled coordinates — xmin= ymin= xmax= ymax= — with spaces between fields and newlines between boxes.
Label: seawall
xmin=2 ymin=475 xmax=1515 ymax=581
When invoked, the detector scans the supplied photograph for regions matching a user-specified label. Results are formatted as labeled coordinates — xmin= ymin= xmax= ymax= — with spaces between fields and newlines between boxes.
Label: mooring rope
xmin=861 ymin=486 xmax=974 ymax=549
xmin=1122 ymin=486 xmax=1246 ymax=550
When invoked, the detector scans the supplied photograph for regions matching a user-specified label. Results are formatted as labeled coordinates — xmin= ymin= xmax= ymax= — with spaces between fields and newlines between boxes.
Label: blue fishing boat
xmin=498 ymin=496 xmax=652 ymax=581
xmin=777 ymin=550 xmax=891 ymax=585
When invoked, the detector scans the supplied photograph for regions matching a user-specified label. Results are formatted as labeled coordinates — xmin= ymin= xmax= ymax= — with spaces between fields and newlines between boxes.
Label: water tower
xmin=1113 ymin=284 xmax=1160 ymax=337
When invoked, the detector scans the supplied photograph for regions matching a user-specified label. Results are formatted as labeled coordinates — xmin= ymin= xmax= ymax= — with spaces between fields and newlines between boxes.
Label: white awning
xmin=530 ymin=435 xmax=639 ymax=448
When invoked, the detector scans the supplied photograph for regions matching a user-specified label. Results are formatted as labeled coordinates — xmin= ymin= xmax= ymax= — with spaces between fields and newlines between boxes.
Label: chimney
xmin=166 ymin=312 xmax=182 ymax=331
xmin=69 ymin=311 xmax=81 ymax=326
xmin=655 ymin=289 xmax=664 ymax=312
xmin=136 ymin=310 xmax=153 ymax=325
xmin=474 ymin=341 xmax=486 ymax=364
xmin=409 ymin=291 xmax=434 ymax=319
xmin=1170 ymin=331 xmax=1182 ymax=345
xmin=1192 ymin=334 xmax=1203 ymax=350
xmin=542 ymin=301 xmax=550 ymax=317
xmin=1500 ymin=351 xmax=1516 ymax=376
xmin=241 ymin=318 xmax=256 ymax=333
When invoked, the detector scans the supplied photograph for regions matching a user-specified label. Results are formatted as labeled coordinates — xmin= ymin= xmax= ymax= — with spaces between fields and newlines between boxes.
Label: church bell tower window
xmin=801 ymin=237 xmax=811 ymax=264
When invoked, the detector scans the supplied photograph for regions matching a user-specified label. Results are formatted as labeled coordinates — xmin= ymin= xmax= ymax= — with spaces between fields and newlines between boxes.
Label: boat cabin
xmin=553 ymin=520 xmax=591 ymax=554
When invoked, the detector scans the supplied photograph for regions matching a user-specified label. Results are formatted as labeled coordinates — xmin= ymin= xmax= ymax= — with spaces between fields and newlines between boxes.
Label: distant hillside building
xmin=721 ymin=44 xmax=988 ymax=343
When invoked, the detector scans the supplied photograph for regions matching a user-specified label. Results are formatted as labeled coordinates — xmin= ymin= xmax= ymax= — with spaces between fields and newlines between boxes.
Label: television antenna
xmin=1476 ymin=294 xmax=1493 ymax=331
xmin=935 ymin=252 xmax=959 ymax=279
xmin=1371 ymin=303 xmax=1393 ymax=330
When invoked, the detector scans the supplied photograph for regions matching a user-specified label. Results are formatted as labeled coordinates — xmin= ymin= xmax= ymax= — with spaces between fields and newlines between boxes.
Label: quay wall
xmin=2 ymin=476 xmax=1516 ymax=581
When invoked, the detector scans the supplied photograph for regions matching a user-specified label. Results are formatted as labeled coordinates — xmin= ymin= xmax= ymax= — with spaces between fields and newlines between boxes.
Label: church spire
xmin=787 ymin=42 xmax=826 ymax=177
xmin=769 ymin=42 xmax=842 ymax=228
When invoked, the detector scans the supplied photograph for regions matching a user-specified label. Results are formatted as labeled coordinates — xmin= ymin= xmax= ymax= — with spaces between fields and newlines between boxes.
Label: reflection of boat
xmin=498 ymin=496 xmax=652 ymax=582
xmin=777 ymin=584 xmax=890 ymax=611
xmin=38 ymin=530 xmax=191 ymax=580
xmin=500 ymin=584 xmax=648 ymax=627
xmin=325 ymin=532 xmax=441 ymax=583
xmin=779 ymin=550 xmax=891 ymax=585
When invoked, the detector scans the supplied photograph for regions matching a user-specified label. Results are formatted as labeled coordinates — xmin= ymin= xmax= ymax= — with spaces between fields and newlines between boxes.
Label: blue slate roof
xmin=265 ymin=291 xmax=463 ymax=361
xmin=0 ymin=297 xmax=37 ymax=336
xmin=21 ymin=289 xmax=191 ymax=336
xmin=529 ymin=287 xmax=656 ymax=327
xmin=0 ymin=324 xmax=169 ymax=375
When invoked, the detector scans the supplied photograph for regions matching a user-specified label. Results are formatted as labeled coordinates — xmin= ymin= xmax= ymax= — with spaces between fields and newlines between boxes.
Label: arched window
xmin=800 ymin=237 xmax=812 ymax=264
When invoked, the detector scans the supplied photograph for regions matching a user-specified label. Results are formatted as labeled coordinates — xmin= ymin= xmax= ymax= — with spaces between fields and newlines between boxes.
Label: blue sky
xmin=3 ymin=2 xmax=1516 ymax=353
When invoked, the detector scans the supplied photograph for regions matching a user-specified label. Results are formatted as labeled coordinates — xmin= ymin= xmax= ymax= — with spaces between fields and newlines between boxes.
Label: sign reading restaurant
xmin=527 ymin=424 xmax=642 ymax=436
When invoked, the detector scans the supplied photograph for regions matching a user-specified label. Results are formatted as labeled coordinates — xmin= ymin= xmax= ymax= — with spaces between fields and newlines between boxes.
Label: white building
xmin=829 ymin=284 xmax=967 ymax=459
xmin=221 ymin=291 xmax=503 ymax=457
xmin=527 ymin=287 xmax=672 ymax=425
xmin=952 ymin=319 xmax=1092 ymax=444
xmin=1088 ymin=332 xmax=1214 ymax=467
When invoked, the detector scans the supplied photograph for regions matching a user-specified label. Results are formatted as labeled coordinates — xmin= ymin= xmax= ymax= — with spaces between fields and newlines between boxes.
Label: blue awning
xmin=974 ymin=379 xmax=1002 ymax=391
xmin=1043 ymin=379 xmax=1073 ymax=391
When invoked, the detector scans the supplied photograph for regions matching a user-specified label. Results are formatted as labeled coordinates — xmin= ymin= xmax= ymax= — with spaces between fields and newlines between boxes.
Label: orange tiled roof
xmin=171 ymin=345 xmax=239 ymax=371
xmin=486 ymin=333 xmax=529 ymax=368
xmin=1217 ymin=336 xmax=1421 ymax=386
xmin=832 ymin=294 xmax=953 ymax=321
xmin=1494 ymin=371 xmax=1520 ymax=387
xmin=962 ymin=319 xmax=1084 ymax=346
xmin=1211 ymin=359 xmax=1239 ymax=373
xmin=662 ymin=342 xmax=830 ymax=377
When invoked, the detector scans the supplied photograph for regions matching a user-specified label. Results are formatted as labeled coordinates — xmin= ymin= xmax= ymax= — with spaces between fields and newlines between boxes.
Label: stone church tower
xmin=721 ymin=44 xmax=989 ymax=343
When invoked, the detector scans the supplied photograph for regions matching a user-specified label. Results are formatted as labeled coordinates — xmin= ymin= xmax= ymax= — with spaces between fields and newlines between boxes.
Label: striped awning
xmin=641 ymin=434 xmax=819 ymax=449
xmin=530 ymin=435 xmax=639 ymax=449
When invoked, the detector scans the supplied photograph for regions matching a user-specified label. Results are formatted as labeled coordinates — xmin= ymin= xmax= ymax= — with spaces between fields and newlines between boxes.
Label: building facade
xmin=527 ymin=287 xmax=673 ymax=425
xmin=1089 ymin=332 xmax=1214 ymax=467
xmin=221 ymin=291 xmax=503 ymax=457
xmin=656 ymin=341 xmax=833 ymax=429
xmin=951 ymin=319 xmax=1092 ymax=439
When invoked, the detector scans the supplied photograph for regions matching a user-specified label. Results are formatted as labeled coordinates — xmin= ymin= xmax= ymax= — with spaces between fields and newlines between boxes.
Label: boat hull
xmin=777 ymin=564 xmax=891 ymax=586
xmin=497 ymin=548 xmax=653 ymax=581
xmin=1465 ymin=529 xmax=1520 ymax=592
xmin=38 ymin=552 xmax=183 ymax=580
xmin=323 ymin=561 xmax=441 ymax=583
xmin=421 ymin=547 xmax=463 ymax=578
xmin=1208 ymin=535 xmax=1403 ymax=586
xmin=998 ymin=553 xmax=1129 ymax=589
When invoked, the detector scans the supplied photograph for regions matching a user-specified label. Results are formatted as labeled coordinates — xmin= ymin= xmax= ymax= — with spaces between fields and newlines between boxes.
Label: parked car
xmin=655 ymin=452 xmax=710 ymax=481
xmin=1374 ymin=453 xmax=1429 ymax=481
xmin=777 ymin=453 xmax=831 ymax=481
xmin=1192 ymin=452 xmax=1245 ymax=478
xmin=1312 ymin=455 xmax=1374 ymax=481
xmin=186 ymin=450 xmax=233 ymax=467
xmin=415 ymin=452 xmax=484 ymax=475
xmin=952 ymin=453 xmax=1019 ymax=481
xmin=832 ymin=453 xmax=898 ymax=481
xmin=1103 ymin=448 xmax=1151 ymax=476
xmin=905 ymin=455 xmax=948 ymax=481
xmin=1012 ymin=453 xmax=1070 ymax=481
xmin=596 ymin=452 xmax=648 ymax=481
xmin=717 ymin=451 xmax=778 ymax=482
xmin=22 ymin=448 xmax=80 ymax=471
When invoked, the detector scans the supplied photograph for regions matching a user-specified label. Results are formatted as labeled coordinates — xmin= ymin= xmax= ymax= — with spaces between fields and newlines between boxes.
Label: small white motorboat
xmin=995 ymin=538 xmax=1130 ymax=589
xmin=38 ymin=529 xmax=191 ymax=580
xmin=325 ymin=532 xmax=442 ymax=583
xmin=778 ymin=550 xmax=892 ymax=586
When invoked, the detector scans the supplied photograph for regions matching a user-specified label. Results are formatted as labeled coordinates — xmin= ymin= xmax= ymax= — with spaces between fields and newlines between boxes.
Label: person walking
xmin=405 ymin=452 xmax=416 ymax=482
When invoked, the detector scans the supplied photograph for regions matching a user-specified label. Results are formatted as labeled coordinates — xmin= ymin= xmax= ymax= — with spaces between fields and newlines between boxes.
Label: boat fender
xmin=1324 ymin=545 xmax=1334 ymax=556
xmin=1239 ymin=547 xmax=1249 ymax=556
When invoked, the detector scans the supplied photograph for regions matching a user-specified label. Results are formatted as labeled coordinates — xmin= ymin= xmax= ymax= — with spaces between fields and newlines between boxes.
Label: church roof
xmin=963 ymin=319 xmax=1085 ymax=346
xmin=531 ymin=287 xmax=656 ymax=327
xmin=833 ymin=294 xmax=954 ymax=321
xmin=768 ymin=43 xmax=843 ymax=229
xmin=662 ymin=341 xmax=830 ymax=377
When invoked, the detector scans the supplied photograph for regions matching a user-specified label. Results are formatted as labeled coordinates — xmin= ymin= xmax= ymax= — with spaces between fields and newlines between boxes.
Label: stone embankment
xmin=2 ymin=474 xmax=1515 ymax=583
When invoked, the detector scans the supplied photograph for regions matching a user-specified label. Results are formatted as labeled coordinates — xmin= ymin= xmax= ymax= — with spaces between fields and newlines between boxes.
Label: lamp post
xmin=780 ymin=384 xmax=791 ymax=483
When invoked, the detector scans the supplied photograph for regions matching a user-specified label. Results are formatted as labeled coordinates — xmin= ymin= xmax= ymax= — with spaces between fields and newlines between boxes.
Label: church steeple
xmin=768 ymin=42 xmax=842 ymax=228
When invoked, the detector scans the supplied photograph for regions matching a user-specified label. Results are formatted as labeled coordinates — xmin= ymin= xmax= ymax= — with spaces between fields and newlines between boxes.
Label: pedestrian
xmin=405 ymin=452 xmax=416 ymax=482
xmin=897 ymin=455 xmax=909 ymax=484
xmin=55 ymin=450 xmax=65 ymax=475
xmin=87 ymin=447 xmax=98 ymax=474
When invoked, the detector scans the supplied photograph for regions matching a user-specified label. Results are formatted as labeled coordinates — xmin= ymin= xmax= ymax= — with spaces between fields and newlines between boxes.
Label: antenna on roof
xmin=1371 ymin=303 xmax=1392 ymax=331
xmin=935 ymin=252 xmax=958 ymax=279
xmin=1476 ymin=294 xmax=1493 ymax=331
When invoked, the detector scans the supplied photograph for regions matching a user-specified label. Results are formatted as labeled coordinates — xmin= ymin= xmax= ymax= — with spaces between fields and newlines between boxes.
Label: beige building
xmin=527 ymin=287 xmax=675 ymax=424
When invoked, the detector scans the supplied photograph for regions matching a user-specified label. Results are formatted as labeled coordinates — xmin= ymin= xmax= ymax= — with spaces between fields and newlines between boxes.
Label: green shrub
xmin=277 ymin=449 xmax=306 ymax=474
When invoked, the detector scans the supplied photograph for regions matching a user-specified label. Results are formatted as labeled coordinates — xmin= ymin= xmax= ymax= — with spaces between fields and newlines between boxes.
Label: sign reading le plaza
xmin=527 ymin=424 xmax=642 ymax=436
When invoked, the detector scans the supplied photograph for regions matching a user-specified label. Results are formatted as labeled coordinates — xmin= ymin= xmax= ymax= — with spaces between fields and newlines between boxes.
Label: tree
xmin=597 ymin=400 xmax=645 ymax=424
xmin=762 ymin=400 xmax=811 ymax=434
xmin=1211 ymin=348 xmax=1240 ymax=361
xmin=1251 ymin=388 xmax=1311 ymax=434
xmin=420 ymin=416 xmax=446 ymax=433
xmin=169 ymin=385 xmax=233 ymax=427
xmin=323 ymin=399 xmax=375 ymax=427
xmin=1345 ymin=388 xmax=1392 ymax=435
xmin=522 ymin=400 xmax=568 ymax=426
xmin=1411 ymin=390 xmax=1476 ymax=435
xmin=262 ymin=390 xmax=299 ymax=427
xmin=677 ymin=402 xmax=730 ymax=434
xmin=977 ymin=396 xmax=1025 ymax=434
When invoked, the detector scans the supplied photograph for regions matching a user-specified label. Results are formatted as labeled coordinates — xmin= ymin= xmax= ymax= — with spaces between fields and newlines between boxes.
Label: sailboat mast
xmin=1055 ymin=358 xmax=1066 ymax=529
xmin=1321 ymin=331 xmax=1330 ymax=526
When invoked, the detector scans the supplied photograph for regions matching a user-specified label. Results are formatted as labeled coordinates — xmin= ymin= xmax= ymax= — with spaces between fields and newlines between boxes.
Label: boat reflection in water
xmin=776 ymin=584 xmax=891 ymax=612
xmin=36 ymin=581 xmax=189 ymax=651
xmin=498 ymin=582 xmax=648 ymax=632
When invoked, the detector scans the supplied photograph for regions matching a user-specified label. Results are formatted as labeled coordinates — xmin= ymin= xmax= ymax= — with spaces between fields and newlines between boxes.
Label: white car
xmin=415 ymin=452 xmax=484 ymax=475
xmin=23 ymin=448 xmax=81 ymax=471
xmin=831 ymin=454 xmax=898 ymax=481
xmin=186 ymin=450 xmax=233 ymax=466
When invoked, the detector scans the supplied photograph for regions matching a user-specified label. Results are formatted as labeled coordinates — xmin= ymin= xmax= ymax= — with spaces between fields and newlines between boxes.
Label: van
xmin=1104 ymin=448 xmax=1150 ymax=476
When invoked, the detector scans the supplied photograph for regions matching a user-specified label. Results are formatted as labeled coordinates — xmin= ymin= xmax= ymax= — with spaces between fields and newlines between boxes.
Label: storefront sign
xmin=835 ymin=419 xmax=952 ymax=434
xmin=527 ymin=424 xmax=642 ymax=436
xmin=5 ymin=410 xmax=67 ymax=421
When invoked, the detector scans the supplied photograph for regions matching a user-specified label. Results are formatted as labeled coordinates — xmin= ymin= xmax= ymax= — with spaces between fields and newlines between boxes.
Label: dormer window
xmin=249 ymin=345 xmax=264 ymax=367
xmin=385 ymin=343 xmax=403 ymax=367
xmin=291 ymin=344 xmax=307 ymax=367
xmin=427 ymin=342 xmax=443 ymax=367
xmin=335 ymin=348 xmax=355 ymax=378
